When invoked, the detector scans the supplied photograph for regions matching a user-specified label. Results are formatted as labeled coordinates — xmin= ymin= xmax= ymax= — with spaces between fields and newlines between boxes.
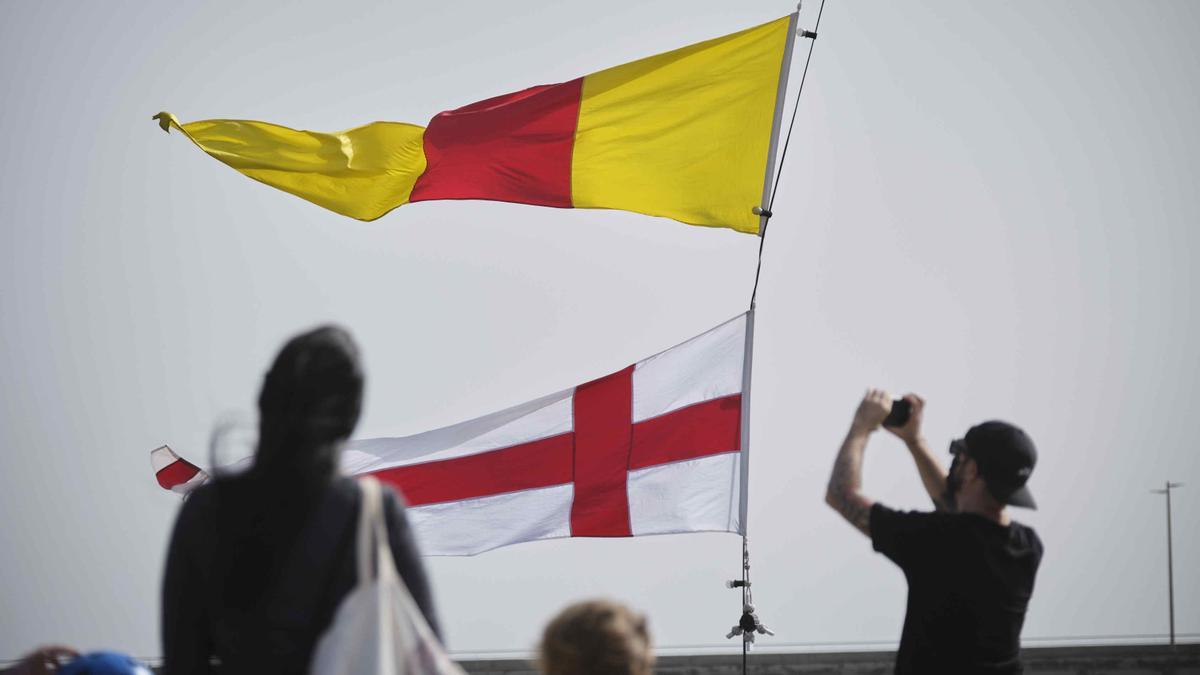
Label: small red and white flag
xmin=155 ymin=312 xmax=754 ymax=556
xmin=151 ymin=444 xmax=209 ymax=495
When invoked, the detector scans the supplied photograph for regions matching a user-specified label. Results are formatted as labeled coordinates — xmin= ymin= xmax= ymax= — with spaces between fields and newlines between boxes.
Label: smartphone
xmin=882 ymin=398 xmax=912 ymax=428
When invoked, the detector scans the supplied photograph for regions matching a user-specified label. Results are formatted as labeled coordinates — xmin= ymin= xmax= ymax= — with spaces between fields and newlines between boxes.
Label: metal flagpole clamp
xmin=752 ymin=206 xmax=773 ymax=218
xmin=725 ymin=537 xmax=774 ymax=649
xmin=725 ymin=606 xmax=775 ymax=643
xmin=796 ymin=1 xmax=816 ymax=40
xmin=796 ymin=5 xmax=816 ymax=39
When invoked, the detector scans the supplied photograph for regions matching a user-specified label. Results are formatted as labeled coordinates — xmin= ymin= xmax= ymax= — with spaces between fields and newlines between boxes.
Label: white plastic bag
xmin=310 ymin=477 xmax=465 ymax=675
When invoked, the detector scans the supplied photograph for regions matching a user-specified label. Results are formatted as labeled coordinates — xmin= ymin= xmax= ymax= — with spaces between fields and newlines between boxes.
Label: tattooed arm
xmin=825 ymin=389 xmax=892 ymax=537
xmin=826 ymin=428 xmax=874 ymax=536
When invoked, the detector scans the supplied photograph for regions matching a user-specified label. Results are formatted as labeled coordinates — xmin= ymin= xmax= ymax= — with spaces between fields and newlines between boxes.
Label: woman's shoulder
xmin=176 ymin=479 xmax=221 ymax=522
xmin=341 ymin=476 xmax=411 ymax=528
xmin=322 ymin=475 xmax=408 ymax=513
xmin=179 ymin=472 xmax=266 ymax=517
xmin=167 ymin=479 xmax=227 ymax=552
xmin=333 ymin=475 xmax=409 ymax=508
xmin=380 ymin=480 xmax=409 ymax=504
xmin=373 ymin=479 xmax=411 ymax=518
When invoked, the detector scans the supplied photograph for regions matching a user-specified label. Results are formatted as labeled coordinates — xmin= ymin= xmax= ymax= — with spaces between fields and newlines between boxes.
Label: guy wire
xmin=750 ymin=0 xmax=828 ymax=310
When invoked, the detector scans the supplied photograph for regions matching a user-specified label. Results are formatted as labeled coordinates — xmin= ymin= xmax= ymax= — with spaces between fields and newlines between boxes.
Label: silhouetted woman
xmin=162 ymin=326 xmax=439 ymax=674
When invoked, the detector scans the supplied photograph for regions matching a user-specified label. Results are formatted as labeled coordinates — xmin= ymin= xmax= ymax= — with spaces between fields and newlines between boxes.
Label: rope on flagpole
xmin=749 ymin=0 xmax=828 ymax=311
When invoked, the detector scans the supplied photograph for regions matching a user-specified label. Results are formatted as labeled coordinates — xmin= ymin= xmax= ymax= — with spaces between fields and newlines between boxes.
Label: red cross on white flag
xmin=153 ymin=312 xmax=754 ymax=556
xmin=345 ymin=312 xmax=754 ymax=555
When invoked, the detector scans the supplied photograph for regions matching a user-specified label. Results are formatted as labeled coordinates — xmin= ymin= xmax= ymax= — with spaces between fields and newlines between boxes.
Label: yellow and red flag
xmin=156 ymin=15 xmax=796 ymax=234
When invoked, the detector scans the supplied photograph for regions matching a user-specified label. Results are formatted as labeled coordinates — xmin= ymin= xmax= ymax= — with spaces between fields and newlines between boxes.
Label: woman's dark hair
xmin=212 ymin=324 xmax=364 ymax=612
xmin=253 ymin=324 xmax=364 ymax=484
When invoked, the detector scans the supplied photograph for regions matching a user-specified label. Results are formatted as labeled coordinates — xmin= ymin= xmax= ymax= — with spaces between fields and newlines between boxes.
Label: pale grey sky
xmin=2 ymin=0 xmax=1198 ymax=662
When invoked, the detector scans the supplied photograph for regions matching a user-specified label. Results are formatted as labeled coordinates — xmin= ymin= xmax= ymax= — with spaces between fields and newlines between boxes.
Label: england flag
xmin=155 ymin=312 xmax=754 ymax=556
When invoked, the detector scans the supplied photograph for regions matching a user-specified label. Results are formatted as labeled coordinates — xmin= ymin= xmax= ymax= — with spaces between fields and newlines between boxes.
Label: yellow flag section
xmin=573 ymin=15 xmax=796 ymax=234
xmin=154 ymin=113 xmax=427 ymax=221
xmin=155 ymin=15 xmax=796 ymax=233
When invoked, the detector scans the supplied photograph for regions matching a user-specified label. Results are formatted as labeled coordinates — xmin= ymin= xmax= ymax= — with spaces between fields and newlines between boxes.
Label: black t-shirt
xmin=870 ymin=503 xmax=1043 ymax=674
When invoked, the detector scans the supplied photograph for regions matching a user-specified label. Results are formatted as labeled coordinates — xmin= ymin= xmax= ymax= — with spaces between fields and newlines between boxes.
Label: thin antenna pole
xmin=1152 ymin=481 xmax=1184 ymax=646
xmin=1166 ymin=482 xmax=1176 ymax=646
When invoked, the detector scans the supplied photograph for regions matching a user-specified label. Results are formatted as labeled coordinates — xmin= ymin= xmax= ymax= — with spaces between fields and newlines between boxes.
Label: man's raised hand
xmin=851 ymin=388 xmax=892 ymax=434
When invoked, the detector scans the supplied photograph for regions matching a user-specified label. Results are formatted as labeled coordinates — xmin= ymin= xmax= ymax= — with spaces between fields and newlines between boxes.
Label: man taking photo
xmin=825 ymin=389 xmax=1043 ymax=674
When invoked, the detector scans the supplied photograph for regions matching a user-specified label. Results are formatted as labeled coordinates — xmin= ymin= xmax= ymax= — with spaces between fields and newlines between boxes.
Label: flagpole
xmin=755 ymin=12 xmax=801 ymax=239
xmin=739 ymin=308 xmax=756 ymax=534
xmin=738 ymin=306 xmax=756 ymax=671
xmin=736 ymin=4 xmax=828 ymax=673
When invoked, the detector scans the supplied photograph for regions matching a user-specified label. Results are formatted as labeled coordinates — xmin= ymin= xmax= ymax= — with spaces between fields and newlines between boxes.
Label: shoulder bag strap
xmin=356 ymin=476 xmax=384 ymax=586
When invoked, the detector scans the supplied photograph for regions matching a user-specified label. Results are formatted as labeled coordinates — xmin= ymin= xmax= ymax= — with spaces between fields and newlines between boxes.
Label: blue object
xmin=59 ymin=652 xmax=151 ymax=675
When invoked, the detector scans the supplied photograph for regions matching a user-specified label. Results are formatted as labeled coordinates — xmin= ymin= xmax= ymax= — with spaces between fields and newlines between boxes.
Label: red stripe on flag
xmin=410 ymin=78 xmax=582 ymax=207
xmin=156 ymin=460 xmax=200 ymax=489
xmin=570 ymin=366 xmax=635 ymax=536
xmin=369 ymin=433 xmax=574 ymax=507
xmin=629 ymin=394 xmax=742 ymax=470
xmin=348 ymin=368 xmax=739 ymax=537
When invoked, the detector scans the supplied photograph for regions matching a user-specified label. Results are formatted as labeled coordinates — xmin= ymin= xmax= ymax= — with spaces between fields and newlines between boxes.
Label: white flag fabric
xmin=155 ymin=313 xmax=753 ymax=556
xmin=151 ymin=445 xmax=209 ymax=495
